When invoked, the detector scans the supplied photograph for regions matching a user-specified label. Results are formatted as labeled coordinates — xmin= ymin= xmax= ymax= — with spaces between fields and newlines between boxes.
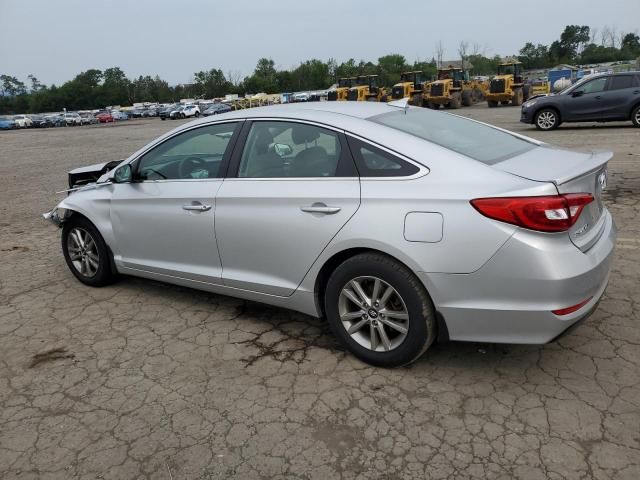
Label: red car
xmin=96 ymin=111 xmax=113 ymax=123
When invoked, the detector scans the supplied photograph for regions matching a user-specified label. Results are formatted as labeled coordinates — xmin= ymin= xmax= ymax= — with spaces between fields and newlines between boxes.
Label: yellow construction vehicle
xmin=390 ymin=71 xmax=425 ymax=105
xmin=485 ymin=61 xmax=532 ymax=107
xmin=422 ymin=67 xmax=484 ymax=109
xmin=327 ymin=77 xmax=355 ymax=101
xmin=346 ymin=75 xmax=388 ymax=102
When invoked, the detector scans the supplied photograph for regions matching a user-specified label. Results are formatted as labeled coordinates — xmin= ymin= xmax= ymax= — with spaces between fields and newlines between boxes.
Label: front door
xmin=215 ymin=120 xmax=360 ymax=296
xmin=564 ymin=76 xmax=608 ymax=121
xmin=110 ymin=121 xmax=241 ymax=283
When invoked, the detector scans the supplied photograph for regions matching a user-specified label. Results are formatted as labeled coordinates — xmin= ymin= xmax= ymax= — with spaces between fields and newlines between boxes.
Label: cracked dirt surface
xmin=0 ymin=110 xmax=638 ymax=479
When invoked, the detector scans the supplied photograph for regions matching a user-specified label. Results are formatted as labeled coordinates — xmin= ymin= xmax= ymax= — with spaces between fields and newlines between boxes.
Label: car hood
xmin=68 ymin=160 xmax=123 ymax=188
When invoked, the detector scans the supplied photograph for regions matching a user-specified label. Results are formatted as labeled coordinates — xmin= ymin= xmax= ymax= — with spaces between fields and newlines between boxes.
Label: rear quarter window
xmin=370 ymin=108 xmax=536 ymax=165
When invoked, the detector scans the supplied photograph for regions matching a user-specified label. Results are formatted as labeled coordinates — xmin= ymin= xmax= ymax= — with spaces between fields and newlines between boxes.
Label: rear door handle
xmin=301 ymin=204 xmax=341 ymax=215
xmin=594 ymin=95 xmax=602 ymax=100
xmin=182 ymin=202 xmax=212 ymax=212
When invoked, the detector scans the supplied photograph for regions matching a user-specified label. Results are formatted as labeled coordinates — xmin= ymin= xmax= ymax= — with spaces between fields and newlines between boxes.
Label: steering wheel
xmin=178 ymin=156 xmax=208 ymax=179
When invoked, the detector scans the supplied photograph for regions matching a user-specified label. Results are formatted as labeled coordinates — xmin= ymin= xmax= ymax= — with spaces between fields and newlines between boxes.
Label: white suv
xmin=64 ymin=112 xmax=82 ymax=126
xmin=181 ymin=104 xmax=200 ymax=118
xmin=13 ymin=115 xmax=32 ymax=128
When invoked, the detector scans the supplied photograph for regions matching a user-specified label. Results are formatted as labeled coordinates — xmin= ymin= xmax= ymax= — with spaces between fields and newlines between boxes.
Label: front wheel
xmin=195 ymin=111 xmax=200 ymax=117
xmin=62 ymin=216 xmax=116 ymax=287
xmin=324 ymin=253 xmax=436 ymax=367
xmin=535 ymin=108 xmax=560 ymax=131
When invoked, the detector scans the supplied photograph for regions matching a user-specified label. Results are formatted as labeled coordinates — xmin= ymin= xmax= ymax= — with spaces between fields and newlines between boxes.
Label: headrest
xmin=291 ymin=125 xmax=320 ymax=145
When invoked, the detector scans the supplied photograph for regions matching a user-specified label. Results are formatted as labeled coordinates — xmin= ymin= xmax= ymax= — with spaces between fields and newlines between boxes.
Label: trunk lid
xmin=494 ymin=146 xmax=611 ymax=251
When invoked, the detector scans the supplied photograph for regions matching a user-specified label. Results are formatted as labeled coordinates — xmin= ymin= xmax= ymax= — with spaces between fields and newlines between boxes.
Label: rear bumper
xmin=419 ymin=210 xmax=616 ymax=344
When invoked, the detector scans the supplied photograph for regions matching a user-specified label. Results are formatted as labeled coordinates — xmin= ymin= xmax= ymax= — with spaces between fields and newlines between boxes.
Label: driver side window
xmin=137 ymin=122 xmax=239 ymax=180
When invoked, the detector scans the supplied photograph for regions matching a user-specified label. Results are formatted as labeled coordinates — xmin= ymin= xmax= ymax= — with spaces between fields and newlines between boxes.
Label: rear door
xmin=564 ymin=76 xmax=608 ymax=121
xmin=215 ymin=120 xmax=360 ymax=296
xmin=600 ymin=74 xmax=639 ymax=120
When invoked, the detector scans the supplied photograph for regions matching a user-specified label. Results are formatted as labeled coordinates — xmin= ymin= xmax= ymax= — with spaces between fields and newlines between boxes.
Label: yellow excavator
xmin=422 ymin=67 xmax=485 ymax=109
xmin=486 ymin=60 xmax=532 ymax=107
xmin=346 ymin=75 xmax=388 ymax=102
xmin=390 ymin=71 xmax=425 ymax=105
xmin=327 ymin=77 xmax=355 ymax=101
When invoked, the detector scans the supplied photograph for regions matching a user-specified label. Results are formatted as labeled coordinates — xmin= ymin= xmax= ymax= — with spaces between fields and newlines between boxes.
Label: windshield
xmin=370 ymin=108 xmax=536 ymax=165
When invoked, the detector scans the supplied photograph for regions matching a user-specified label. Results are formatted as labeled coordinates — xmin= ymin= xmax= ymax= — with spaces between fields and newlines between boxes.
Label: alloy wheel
xmin=635 ymin=109 xmax=640 ymax=125
xmin=338 ymin=276 xmax=409 ymax=352
xmin=67 ymin=227 xmax=99 ymax=277
xmin=537 ymin=111 xmax=556 ymax=130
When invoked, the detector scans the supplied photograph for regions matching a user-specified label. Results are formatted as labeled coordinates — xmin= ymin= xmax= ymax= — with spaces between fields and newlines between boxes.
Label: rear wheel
xmin=631 ymin=105 xmax=640 ymax=127
xmin=62 ymin=216 xmax=116 ymax=287
xmin=324 ymin=253 xmax=436 ymax=367
xmin=427 ymin=102 xmax=438 ymax=109
xmin=195 ymin=111 xmax=200 ymax=117
xmin=535 ymin=108 xmax=560 ymax=131
xmin=523 ymin=84 xmax=532 ymax=101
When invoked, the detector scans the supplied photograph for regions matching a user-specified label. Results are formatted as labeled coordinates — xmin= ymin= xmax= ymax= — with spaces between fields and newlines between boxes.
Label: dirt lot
xmin=1 ymin=107 xmax=639 ymax=480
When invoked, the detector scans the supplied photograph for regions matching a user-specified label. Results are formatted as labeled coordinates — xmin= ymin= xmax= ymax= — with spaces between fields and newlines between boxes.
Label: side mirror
xmin=274 ymin=143 xmax=293 ymax=157
xmin=113 ymin=164 xmax=132 ymax=183
xmin=572 ymin=90 xmax=584 ymax=97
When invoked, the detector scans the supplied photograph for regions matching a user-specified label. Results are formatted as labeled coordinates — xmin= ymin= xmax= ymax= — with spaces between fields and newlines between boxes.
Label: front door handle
xmin=183 ymin=202 xmax=212 ymax=212
xmin=594 ymin=95 xmax=602 ymax=100
xmin=301 ymin=203 xmax=341 ymax=215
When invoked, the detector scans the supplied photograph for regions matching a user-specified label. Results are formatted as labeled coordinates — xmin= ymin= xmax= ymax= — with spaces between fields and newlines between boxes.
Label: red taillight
xmin=552 ymin=297 xmax=593 ymax=316
xmin=470 ymin=193 xmax=593 ymax=233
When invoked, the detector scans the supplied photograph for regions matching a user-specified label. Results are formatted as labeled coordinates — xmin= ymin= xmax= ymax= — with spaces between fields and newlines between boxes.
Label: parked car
xmin=521 ymin=72 xmax=640 ymax=130
xmin=13 ymin=114 xmax=33 ymax=128
xmin=79 ymin=113 xmax=98 ymax=125
xmin=111 ymin=111 xmax=129 ymax=121
xmin=169 ymin=105 xmax=185 ymax=119
xmin=130 ymin=108 xmax=146 ymax=118
xmin=180 ymin=104 xmax=200 ymax=118
xmin=202 ymin=103 xmax=232 ymax=116
xmin=0 ymin=116 xmax=16 ymax=130
xmin=160 ymin=104 xmax=179 ymax=120
xmin=43 ymin=102 xmax=616 ymax=367
xmin=30 ymin=115 xmax=54 ymax=128
xmin=95 ymin=111 xmax=114 ymax=123
xmin=64 ymin=112 xmax=83 ymax=126
xmin=46 ymin=114 xmax=67 ymax=127
xmin=143 ymin=108 xmax=158 ymax=117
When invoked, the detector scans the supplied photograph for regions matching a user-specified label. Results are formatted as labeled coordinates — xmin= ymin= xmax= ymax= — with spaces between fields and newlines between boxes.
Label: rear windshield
xmin=370 ymin=108 xmax=536 ymax=164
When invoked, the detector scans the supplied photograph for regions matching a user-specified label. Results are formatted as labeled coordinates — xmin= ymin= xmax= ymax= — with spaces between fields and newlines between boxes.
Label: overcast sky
xmin=1 ymin=0 xmax=638 ymax=86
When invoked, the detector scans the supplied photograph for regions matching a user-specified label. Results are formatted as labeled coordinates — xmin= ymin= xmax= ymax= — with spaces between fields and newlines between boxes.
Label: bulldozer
xmin=346 ymin=75 xmax=388 ymax=102
xmin=422 ymin=67 xmax=485 ymax=109
xmin=485 ymin=60 xmax=532 ymax=107
xmin=327 ymin=77 xmax=355 ymax=101
xmin=390 ymin=71 xmax=425 ymax=104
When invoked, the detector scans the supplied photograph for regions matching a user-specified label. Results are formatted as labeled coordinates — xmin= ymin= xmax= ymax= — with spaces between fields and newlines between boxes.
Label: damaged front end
xmin=43 ymin=160 xmax=123 ymax=227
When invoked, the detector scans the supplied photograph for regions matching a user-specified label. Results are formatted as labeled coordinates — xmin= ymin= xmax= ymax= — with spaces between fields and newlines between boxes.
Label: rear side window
xmin=370 ymin=108 xmax=535 ymax=165
xmin=609 ymin=75 xmax=634 ymax=91
xmin=347 ymin=137 xmax=419 ymax=177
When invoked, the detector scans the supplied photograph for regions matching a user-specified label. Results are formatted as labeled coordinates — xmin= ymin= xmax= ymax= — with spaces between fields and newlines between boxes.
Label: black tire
xmin=500 ymin=101 xmax=510 ymax=105
xmin=534 ymin=108 xmax=560 ymax=131
xmin=461 ymin=90 xmax=472 ymax=107
xmin=631 ymin=105 xmax=640 ymax=127
xmin=195 ymin=111 xmax=200 ymax=117
xmin=488 ymin=100 xmax=498 ymax=108
xmin=61 ymin=216 xmax=116 ymax=287
xmin=448 ymin=92 xmax=461 ymax=109
xmin=161 ymin=117 xmax=166 ymax=121
xmin=324 ymin=253 xmax=436 ymax=367
xmin=511 ymin=88 xmax=523 ymax=106
xmin=427 ymin=102 xmax=438 ymax=109
xmin=523 ymin=84 xmax=532 ymax=101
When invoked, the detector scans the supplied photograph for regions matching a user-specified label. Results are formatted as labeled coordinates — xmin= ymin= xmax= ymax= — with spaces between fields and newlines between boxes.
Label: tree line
xmin=1 ymin=25 xmax=638 ymax=114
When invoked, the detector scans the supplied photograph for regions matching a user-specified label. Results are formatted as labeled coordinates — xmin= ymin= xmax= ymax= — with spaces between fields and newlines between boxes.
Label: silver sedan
xmin=44 ymin=102 xmax=616 ymax=367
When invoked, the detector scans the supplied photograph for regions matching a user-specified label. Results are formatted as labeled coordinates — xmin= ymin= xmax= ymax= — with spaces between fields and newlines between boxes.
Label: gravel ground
xmin=0 ymin=107 xmax=638 ymax=480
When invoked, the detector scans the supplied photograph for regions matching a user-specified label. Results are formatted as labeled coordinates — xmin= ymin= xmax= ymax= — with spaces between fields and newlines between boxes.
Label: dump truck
xmin=327 ymin=77 xmax=355 ymax=101
xmin=346 ymin=75 xmax=388 ymax=102
xmin=422 ymin=67 xmax=485 ymax=109
xmin=486 ymin=61 xmax=532 ymax=107
xmin=390 ymin=71 xmax=425 ymax=105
